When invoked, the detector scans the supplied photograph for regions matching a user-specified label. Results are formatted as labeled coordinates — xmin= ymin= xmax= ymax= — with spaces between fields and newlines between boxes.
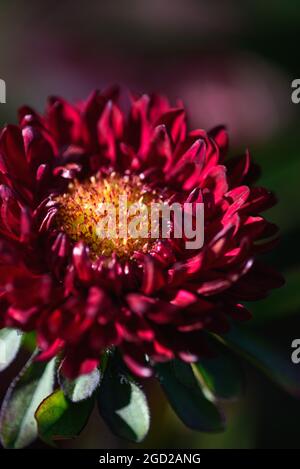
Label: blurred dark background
xmin=0 ymin=0 xmax=299 ymax=449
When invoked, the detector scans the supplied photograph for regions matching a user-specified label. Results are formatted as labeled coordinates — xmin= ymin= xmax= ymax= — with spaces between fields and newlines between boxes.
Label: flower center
xmin=54 ymin=172 xmax=161 ymax=259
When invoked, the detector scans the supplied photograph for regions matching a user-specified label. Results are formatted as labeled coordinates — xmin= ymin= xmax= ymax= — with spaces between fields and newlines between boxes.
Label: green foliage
xmin=0 ymin=353 xmax=56 ymax=448
xmin=97 ymin=355 xmax=150 ymax=442
xmin=35 ymin=389 xmax=94 ymax=445
xmin=58 ymin=366 xmax=101 ymax=403
xmin=194 ymin=347 xmax=244 ymax=400
xmin=156 ymin=360 xmax=225 ymax=432
xmin=0 ymin=328 xmax=22 ymax=372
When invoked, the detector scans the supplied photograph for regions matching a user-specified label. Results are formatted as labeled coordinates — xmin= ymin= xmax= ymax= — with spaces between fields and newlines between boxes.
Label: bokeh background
xmin=0 ymin=0 xmax=299 ymax=449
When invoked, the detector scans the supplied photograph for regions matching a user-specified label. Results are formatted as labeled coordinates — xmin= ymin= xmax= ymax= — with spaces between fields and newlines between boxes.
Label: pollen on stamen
xmin=54 ymin=172 xmax=162 ymax=259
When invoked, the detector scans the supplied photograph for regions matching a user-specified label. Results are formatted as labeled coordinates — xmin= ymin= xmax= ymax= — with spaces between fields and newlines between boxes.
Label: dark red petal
xmin=0 ymin=125 xmax=32 ymax=187
xmin=122 ymin=343 xmax=153 ymax=378
xmin=208 ymin=125 xmax=229 ymax=160
xmin=36 ymin=338 xmax=64 ymax=361
xmin=136 ymin=254 xmax=166 ymax=295
xmin=61 ymin=354 xmax=99 ymax=379
xmin=72 ymin=241 xmax=92 ymax=282
xmin=155 ymin=108 xmax=186 ymax=144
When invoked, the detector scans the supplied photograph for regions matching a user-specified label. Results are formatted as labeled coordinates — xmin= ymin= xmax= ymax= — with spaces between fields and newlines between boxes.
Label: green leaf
xmin=156 ymin=360 xmax=225 ymax=432
xmin=58 ymin=366 xmax=101 ymax=403
xmin=216 ymin=325 xmax=300 ymax=397
xmin=97 ymin=357 xmax=150 ymax=443
xmin=0 ymin=328 xmax=23 ymax=372
xmin=0 ymin=353 xmax=56 ymax=448
xmin=194 ymin=348 xmax=244 ymax=400
xmin=35 ymin=389 xmax=94 ymax=445
xmin=22 ymin=331 xmax=37 ymax=353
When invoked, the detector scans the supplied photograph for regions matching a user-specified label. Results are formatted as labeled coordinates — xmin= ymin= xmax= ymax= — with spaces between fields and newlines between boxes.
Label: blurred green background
xmin=0 ymin=0 xmax=299 ymax=449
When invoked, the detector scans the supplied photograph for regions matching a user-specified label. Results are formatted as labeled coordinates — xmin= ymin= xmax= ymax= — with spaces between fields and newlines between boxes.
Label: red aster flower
xmin=0 ymin=89 xmax=288 ymax=447
xmin=0 ymin=89 xmax=283 ymax=374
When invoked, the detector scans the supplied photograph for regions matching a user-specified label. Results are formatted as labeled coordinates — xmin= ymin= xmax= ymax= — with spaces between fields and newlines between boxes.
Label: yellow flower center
xmin=54 ymin=172 xmax=161 ymax=259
